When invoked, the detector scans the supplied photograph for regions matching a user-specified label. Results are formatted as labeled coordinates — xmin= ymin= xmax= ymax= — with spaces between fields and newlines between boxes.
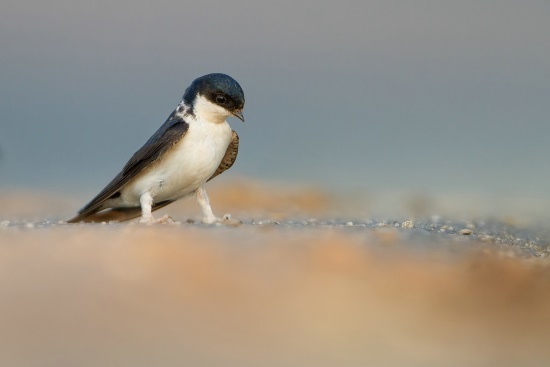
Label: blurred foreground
xmin=1 ymin=180 xmax=550 ymax=366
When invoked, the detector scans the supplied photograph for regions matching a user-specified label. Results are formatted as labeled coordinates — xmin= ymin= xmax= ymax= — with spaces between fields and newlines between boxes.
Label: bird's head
xmin=183 ymin=73 xmax=245 ymax=123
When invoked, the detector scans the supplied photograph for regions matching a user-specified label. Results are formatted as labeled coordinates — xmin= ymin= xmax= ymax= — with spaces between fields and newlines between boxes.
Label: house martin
xmin=68 ymin=73 xmax=245 ymax=224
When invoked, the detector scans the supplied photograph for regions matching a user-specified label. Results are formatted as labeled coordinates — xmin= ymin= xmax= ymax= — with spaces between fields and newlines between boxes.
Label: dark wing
xmin=69 ymin=111 xmax=189 ymax=221
xmin=67 ymin=200 xmax=175 ymax=223
xmin=208 ymin=130 xmax=239 ymax=182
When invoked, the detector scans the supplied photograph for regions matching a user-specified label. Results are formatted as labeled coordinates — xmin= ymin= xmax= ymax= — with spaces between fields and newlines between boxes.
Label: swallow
xmin=68 ymin=73 xmax=245 ymax=224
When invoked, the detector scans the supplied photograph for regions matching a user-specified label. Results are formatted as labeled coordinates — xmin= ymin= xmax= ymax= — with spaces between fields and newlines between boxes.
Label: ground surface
xmin=1 ymin=184 xmax=550 ymax=366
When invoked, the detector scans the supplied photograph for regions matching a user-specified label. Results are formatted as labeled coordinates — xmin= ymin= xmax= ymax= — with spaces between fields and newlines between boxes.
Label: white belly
xmin=119 ymin=119 xmax=232 ymax=205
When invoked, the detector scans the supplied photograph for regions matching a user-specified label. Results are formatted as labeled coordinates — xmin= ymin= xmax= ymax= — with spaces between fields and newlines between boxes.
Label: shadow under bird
xmin=68 ymin=73 xmax=245 ymax=224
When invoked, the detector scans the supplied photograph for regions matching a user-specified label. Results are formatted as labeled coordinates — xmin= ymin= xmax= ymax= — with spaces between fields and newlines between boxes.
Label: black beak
xmin=232 ymin=110 xmax=245 ymax=122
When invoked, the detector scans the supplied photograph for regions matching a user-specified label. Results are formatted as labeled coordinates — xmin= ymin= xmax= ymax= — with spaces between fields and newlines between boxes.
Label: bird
xmin=68 ymin=73 xmax=245 ymax=224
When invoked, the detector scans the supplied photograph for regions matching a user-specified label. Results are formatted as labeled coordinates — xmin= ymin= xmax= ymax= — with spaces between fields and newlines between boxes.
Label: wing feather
xmin=71 ymin=111 xmax=189 ymax=219
xmin=208 ymin=130 xmax=239 ymax=182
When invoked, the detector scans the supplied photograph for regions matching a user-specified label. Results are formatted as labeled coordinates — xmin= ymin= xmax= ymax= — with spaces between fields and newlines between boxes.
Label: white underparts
xmin=121 ymin=96 xmax=234 ymax=223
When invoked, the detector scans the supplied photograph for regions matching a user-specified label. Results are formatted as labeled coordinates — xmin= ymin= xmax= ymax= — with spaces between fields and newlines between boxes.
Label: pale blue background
xmin=1 ymin=1 xmax=549 ymax=202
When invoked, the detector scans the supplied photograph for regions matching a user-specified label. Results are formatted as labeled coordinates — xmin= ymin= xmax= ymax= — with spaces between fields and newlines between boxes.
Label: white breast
xmin=120 ymin=116 xmax=232 ymax=205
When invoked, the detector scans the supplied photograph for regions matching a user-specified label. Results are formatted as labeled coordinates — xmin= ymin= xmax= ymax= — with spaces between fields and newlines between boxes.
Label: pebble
xmin=345 ymin=222 xmax=354 ymax=226
xmin=401 ymin=221 xmax=414 ymax=229
xmin=459 ymin=229 xmax=473 ymax=235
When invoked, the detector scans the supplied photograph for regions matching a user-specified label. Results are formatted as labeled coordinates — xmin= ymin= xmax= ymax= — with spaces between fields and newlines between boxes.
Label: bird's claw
xmin=138 ymin=215 xmax=175 ymax=225
xmin=200 ymin=213 xmax=242 ymax=226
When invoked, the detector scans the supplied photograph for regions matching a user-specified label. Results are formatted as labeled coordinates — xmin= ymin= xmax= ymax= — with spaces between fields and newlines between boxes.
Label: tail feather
xmin=67 ymin=200 xmax=175 ymax=223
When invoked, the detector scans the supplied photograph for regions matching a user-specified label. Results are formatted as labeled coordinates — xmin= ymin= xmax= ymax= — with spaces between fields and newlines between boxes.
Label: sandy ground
xmin=1 ymin=181 xmax=550 ymax=367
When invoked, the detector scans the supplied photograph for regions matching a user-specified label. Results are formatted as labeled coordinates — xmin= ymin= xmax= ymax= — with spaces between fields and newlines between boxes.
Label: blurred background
xmin=2 ymin=3 xmax=550 ymax=366
xmin=1 ymin=0 xmax=549 ymax=218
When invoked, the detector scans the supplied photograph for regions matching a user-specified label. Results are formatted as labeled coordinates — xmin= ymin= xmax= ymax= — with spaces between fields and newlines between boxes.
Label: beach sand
xmin=1 ymin=181 xmax=550 ymax=366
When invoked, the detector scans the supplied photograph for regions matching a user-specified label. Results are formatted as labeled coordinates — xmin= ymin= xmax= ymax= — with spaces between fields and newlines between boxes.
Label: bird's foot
xmin=200 ymin=213 xmax=218 ymax=224
xmin=201 ymin=213 xmax=242 ymax=226
xmin=138 ymin=215 xmax=175 ymax=225
xmin=221 ymin=214 xmax=242 ymax=227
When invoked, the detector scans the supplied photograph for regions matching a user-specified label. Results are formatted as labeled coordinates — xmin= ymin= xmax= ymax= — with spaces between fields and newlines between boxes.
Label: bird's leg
xmin=138 ymin=192 xmax=155 ymax=224
xmin=138 ymin=192 xmax=174 ymax=224
xmin=195 ymin=186 xmax=219 ymax=224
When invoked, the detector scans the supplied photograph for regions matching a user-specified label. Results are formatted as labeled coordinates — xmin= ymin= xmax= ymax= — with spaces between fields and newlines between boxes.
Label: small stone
xmin=401 ymin=221 xmax=414 ymax=229
xmin=459 ymin=228 xmax=473 ymax=235
xmin=25 ymin=222 xmax=35 ymax=229
xmin=345 ymin=221 xmax=354 ymax=226
xmin=1 ymin=220 xmax=10 ymax=227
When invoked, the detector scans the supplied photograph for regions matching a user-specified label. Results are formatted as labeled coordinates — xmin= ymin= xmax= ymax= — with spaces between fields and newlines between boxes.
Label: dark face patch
xmin=207 ymin=90 xmax=242 ymax=112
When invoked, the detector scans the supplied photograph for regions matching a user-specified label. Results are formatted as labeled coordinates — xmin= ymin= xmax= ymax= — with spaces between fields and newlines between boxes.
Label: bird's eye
xmin=215 ymin=95 xmax=227 ymax=104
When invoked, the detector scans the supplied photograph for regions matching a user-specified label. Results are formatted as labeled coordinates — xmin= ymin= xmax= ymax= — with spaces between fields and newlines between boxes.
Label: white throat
xmin=190 ymin=94 xmax=231 ymax=124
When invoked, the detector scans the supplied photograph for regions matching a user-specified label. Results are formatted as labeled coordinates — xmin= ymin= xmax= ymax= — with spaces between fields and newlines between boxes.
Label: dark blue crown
xmin=183 ymin=73 xmax=245 ymax=110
